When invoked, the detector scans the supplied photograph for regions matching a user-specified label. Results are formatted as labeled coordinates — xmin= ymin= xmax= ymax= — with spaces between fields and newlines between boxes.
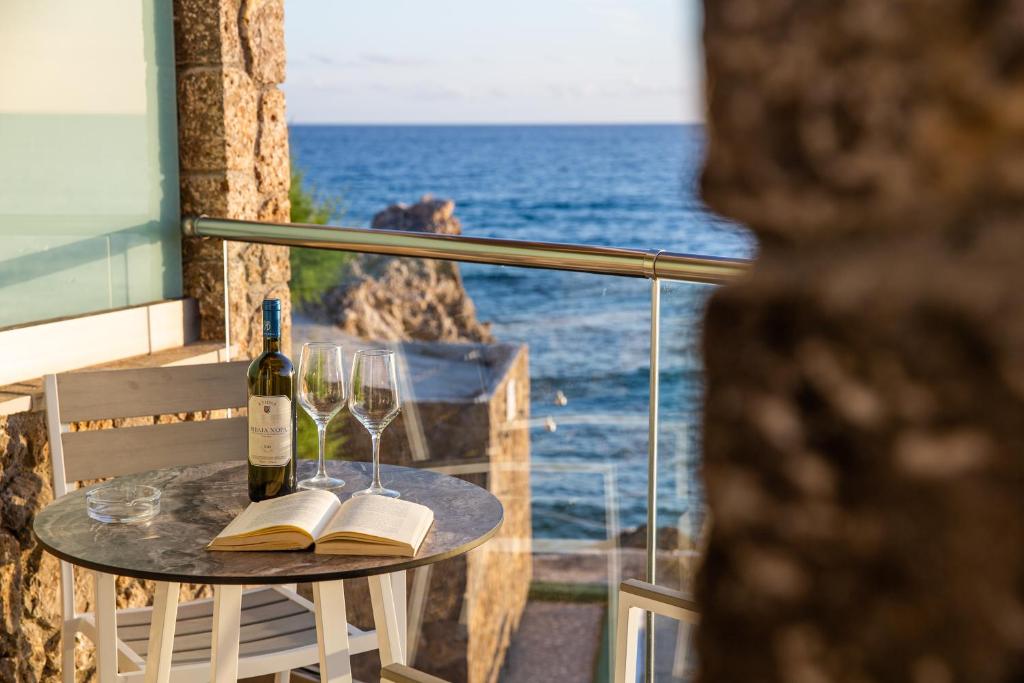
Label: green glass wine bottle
xmin=247 ymin=298 xmax=297 ymax=501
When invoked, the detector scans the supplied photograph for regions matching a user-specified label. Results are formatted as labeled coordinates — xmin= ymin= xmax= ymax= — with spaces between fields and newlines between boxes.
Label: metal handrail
xmin=184 ymin=211 xmax=742 ymax=683
xmin=182 ymin=216 xmax=748 ymax=284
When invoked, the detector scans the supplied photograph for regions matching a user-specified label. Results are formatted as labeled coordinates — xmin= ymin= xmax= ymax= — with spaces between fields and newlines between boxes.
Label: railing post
xmin=222 ymin=239 xmax=231 ymax=362
xmin=645 ymin=276 xmax=661 ymax=683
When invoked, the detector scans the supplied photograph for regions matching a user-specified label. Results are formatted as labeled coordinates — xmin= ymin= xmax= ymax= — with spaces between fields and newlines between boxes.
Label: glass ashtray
xmin=87 ymin=484 xmax=161 ymax=524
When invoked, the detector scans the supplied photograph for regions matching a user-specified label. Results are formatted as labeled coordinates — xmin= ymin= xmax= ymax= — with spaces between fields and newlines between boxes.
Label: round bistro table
xmin=33 ymin=460 xmax=503 ymax=683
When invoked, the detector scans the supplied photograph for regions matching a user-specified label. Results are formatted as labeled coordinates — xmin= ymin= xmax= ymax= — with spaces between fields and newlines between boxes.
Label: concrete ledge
xmin=0 ymin=298 xmax=200 ymax=386
xmin=0 ymin=341 xmax=235 ymax=416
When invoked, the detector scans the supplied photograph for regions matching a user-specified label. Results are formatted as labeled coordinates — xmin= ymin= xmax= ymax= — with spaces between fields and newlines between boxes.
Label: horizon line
xmin=286 ymin=120 xmax=704 ymax=127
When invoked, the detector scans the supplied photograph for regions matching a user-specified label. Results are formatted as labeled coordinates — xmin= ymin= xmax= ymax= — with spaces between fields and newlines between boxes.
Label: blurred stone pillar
xmin=174 ymin=0 xmax=292 ymax=357
xmin=698 ymin=2 xmax=1024 ymax=681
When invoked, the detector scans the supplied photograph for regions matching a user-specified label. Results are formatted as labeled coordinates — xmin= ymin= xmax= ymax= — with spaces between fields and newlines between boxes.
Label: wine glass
xmin=349 ymin=349 xmax=401 ymax=497
xmin=297 ymin=342 xmax=346 ymax=490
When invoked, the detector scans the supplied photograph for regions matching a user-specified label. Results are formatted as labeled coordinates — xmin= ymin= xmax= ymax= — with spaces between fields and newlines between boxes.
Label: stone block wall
xmin=332 ymin=342 xmax=532 ymax=683
xmin=175 ymin=0 xmax=292 ymax=358
xmin=0 ymin=411 xmax=59 ymax=681
xmin=698 ymin=1 xmax=1024 ymax=681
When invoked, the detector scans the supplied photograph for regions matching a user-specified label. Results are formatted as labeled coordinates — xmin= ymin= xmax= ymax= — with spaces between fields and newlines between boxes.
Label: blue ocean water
xmin=290 ymin=124 xmax=754 ymax=540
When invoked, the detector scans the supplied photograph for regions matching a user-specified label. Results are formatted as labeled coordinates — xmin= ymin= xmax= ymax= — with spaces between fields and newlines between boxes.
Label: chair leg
xmin=94 ymin=572 xmax=118 ymax=683
xmin=671 ymin=619 xmax=691 ymax=679
xmin=313 ymin=580 xmax=352 ymax=683
xmin=210 ymin=585 xmax=242 ymax=683
xmin=613 ymin=598 xmax=642 ymax=683
xmin=390 ymin=571 xmax=407 ymax=658
xmin=61 ymin=622 xmax=76 ymax=683
xmin=369 ymin=574 xmax=406 ymax=667
xmin=406 ymin=565 xmax=432 ymax=664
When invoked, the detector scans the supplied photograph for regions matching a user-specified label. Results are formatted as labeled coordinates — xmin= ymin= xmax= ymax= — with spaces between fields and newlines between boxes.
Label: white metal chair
xmin=613 ymin=579 xmax=700 ymax=683
xmin=44 ymin=361 xmax=378 ymax=682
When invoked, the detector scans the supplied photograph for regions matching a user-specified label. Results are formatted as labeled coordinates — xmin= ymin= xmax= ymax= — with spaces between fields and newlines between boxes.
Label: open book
xmin=207 ymin=489 xmax=434 ymax=557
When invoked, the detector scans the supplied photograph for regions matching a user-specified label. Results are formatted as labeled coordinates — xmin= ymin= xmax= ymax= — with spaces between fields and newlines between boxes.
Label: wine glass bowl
xmin=349 ymin=349 xmax=401 ymax=498
xmin=297 ymin=342 xmax=346 ymax=491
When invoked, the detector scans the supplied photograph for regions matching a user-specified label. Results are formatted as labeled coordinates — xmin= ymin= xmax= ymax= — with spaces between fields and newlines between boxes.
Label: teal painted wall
xmin=0 ymin=0 xmax=182 ymax=328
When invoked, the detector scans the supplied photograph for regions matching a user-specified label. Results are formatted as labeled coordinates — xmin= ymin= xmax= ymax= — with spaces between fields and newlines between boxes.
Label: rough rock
xmin=698 ymin=1 xmax=1024 ymax=682
xmin=176 ymin=0 xmax=291 ymax=359
xmin=370 ymin=196 xmax=462 ymax=235
xmin=0 ymin=411 xmax=58 ymax=682
xmin=323 ymin=197 xmax=493 ymax=343
xmin=241 ymin=0 xmax=287 ymax=86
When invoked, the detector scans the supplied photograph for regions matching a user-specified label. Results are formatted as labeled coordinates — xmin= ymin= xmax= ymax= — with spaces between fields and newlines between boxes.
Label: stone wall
xmin=340 ymin=344 xmax=532 ymax=683
xmin=175 ymin=0 xmax=292 ymax=358
xmin=290 ymin=324 xmax=533 ymax=683
xmin=698 ymin=2 xmax=1024 ymax=682
xmin=0 ymin=411 xmax=58 ymax=681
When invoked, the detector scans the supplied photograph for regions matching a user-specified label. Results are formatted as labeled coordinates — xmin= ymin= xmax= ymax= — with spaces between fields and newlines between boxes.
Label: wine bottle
xmin=247 ymin=298 xmax=297 ymax=501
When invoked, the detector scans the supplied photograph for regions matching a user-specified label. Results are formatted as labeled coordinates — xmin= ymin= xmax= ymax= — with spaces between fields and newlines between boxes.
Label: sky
xmin=283 ymin=0 xmax=704 ymax=124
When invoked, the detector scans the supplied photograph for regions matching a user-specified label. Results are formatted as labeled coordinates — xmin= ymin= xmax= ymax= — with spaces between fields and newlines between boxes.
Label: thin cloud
xmin=545 ymin=79 xmax=683 ymax=99
xmin=295 ymin=52 xmax=433 ymax=69
xmin=297 ymin=75 xmax=682 ymax=102
xmin=360 ymin=53 xmax=431 ymax=67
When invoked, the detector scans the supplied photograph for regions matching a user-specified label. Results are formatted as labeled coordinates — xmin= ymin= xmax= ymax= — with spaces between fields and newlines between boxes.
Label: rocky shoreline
xmin=310 ymin=197 xmax=493 ymax=344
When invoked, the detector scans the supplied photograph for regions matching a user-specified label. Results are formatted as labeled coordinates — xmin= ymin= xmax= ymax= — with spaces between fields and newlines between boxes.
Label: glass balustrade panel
xmin=292 ymin=252 xmax=656 ymax=681
xmin=647 ymin=278 xmax=719 ymax=682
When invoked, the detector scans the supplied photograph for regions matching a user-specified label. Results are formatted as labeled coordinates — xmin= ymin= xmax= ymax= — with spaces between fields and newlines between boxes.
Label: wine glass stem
xmin=370 ymin=431 xmax=383 ymax=489
xmin=316 ymin=422 xmax=328 ymax=479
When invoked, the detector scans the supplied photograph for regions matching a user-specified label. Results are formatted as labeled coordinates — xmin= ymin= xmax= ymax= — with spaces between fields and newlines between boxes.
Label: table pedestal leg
xmin=210 ymin=585 xmax=242 ymax=683
xmin=275 ymin=583 xmax=298 ymax=683
xmin=94 ymin=572 xmax=118 ymax=683
xmin=369 ymin=573 xmax=406 ymax=667
xmin=313 ymin=580 xmax=352 ymax=683
xmin=144 ymin=581 xmax=180 ymax=683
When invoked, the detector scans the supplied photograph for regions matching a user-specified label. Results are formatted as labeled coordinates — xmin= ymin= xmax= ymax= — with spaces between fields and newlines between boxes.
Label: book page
xmin=215 ymin=489 xmax=341 ymax=541
xmin=319 ymin=495 xmax=433 ymax=546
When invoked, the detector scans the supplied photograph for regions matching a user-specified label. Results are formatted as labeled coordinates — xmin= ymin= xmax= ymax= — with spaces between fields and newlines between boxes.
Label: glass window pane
xmin=0 ymin=0 xmax=182 ymax=329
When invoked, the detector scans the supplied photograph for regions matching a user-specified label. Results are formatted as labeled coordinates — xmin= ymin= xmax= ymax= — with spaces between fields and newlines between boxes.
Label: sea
xmin=289 ymin=124 xmax=754 ymax=542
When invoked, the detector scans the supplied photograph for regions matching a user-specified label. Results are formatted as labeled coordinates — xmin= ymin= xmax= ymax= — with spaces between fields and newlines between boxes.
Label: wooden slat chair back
xmin=613 ymin=579 xmax=700 ymax=683
xmin=43 ymin=361 xmax=336 ymax=683
xmin=46 ymin=361 xmax=250 ymax=492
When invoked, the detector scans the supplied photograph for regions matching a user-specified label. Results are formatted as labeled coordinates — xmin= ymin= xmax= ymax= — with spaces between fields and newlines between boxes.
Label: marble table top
xmin=33 ymin=460 xmax=503 ymax=584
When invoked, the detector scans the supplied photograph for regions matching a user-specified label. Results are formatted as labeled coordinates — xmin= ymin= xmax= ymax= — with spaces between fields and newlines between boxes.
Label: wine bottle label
xmin=248 ymin=395 xmax=292 ymax=467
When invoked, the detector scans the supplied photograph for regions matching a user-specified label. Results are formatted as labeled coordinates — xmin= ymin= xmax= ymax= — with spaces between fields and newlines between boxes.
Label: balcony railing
xmin=183 ymin=215 xmax=749 ymax=682
xmin=182 ymin=216 xmax=746 ymax=284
